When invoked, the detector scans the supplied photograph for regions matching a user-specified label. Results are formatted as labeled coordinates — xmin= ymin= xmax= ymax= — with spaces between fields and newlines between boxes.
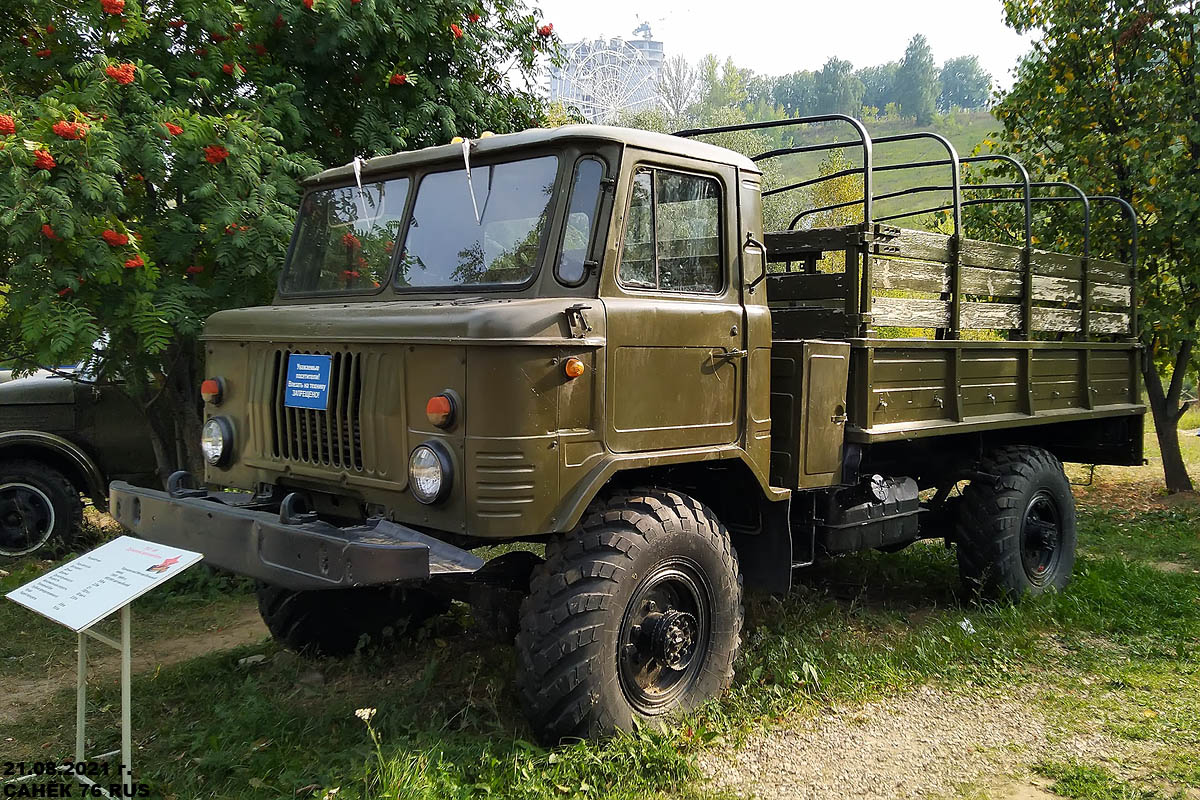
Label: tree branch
xmin=1166 ymin=337 xmax=1194 ymax=410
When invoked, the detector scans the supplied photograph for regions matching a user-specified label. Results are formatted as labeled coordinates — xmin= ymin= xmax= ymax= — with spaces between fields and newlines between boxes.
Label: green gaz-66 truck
xmin=110 ymin=117 xmax=1144 ymax=742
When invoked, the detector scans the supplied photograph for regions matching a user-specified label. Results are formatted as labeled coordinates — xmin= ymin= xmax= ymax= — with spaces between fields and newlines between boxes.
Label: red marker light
xmin=200 ymin=378 xmax=224 ymax=405
xmin=426 ymin=393 xmax=455 ymax=429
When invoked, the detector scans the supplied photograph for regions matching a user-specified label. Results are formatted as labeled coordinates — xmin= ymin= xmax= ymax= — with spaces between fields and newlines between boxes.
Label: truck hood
xmin=203 ymin=297 xmax=603 ymax=345
xmin=0 ymin=371 xmax=76 ymax=405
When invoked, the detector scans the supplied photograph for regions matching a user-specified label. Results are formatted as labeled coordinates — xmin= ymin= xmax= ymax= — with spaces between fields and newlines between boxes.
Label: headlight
xmin=409 ymin=442 xmax=452 ymax=504
xmin=201 ymin=417 xmax=233 ymax=467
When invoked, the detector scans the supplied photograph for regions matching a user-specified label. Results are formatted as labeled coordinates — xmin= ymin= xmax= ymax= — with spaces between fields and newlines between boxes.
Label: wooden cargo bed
xmin=763 ymin=224 xmax=1142 ymax=449
xmin=674 ymin=113 xmax=1145 ymax=486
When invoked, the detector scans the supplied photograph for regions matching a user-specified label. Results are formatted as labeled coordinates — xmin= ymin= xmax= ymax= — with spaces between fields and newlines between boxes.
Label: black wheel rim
xmin=617 ymin=557 xmax=712 ymax=715
xmin=0 ymin=482 xmax=56 ymax=556
xmin=1021 ymin=489 xmax=1063 ymax=586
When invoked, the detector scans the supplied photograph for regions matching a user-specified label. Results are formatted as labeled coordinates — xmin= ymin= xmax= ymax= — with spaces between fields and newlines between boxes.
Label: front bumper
xmin=108 ymin=480 xmax=484 ymax=591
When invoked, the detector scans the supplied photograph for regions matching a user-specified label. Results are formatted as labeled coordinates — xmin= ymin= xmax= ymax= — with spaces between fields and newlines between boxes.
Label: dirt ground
xmin=0 ymin=601 xmax=265 ymax=728
xmin=698 ymin=684 xmax=1156 ymax=800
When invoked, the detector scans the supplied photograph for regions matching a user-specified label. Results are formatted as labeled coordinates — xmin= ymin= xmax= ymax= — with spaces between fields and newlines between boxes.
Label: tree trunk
xmin=138 ymin=336 xmax=206 ymax=487
xmin=1142 ymin=338 xmax=1194 ymax=493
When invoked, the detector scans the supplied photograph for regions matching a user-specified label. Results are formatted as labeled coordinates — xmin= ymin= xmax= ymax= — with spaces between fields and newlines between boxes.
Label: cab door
xmin=601 ymin=154 xmax=744 ymax=453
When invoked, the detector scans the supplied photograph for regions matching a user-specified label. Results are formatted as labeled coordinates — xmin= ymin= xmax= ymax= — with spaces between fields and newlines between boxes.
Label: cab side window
xmin=619 ymin=168 xmax=722 ymax=293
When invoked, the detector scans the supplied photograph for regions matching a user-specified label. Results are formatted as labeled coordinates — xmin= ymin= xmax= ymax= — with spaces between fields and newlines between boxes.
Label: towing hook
xmin=279 ymin=492 xmax=317 ymax=525
xmin=167 ymin=470 xmax=207 ymax=499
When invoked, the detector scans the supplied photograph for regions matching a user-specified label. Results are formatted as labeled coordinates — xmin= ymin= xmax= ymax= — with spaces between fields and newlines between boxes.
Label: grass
xmin=1035 ymin=761 xmax=1184 ymax=800
xmin=2 ymin=424 xmax=1198 ymax=799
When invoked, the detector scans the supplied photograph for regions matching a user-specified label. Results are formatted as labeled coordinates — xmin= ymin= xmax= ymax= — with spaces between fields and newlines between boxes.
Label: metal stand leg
xmin=76 ymin=632 xmax=87 ymax=763
xmin=120 ymin=604 xmax=132 ymax=795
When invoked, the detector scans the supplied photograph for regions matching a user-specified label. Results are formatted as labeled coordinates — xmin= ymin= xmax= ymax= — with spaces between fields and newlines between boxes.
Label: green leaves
xmin=0 ymin=0 xmax=547 ymax=470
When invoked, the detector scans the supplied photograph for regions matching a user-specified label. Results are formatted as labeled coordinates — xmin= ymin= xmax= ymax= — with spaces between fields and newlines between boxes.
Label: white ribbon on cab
xmin=352 ymin=156 xmax=369 ymax=223
xmin=461 ymin=138 xmax=482 ymax=225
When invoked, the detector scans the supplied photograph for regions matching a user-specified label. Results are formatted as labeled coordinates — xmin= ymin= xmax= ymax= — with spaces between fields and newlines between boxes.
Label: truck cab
xmin=110 ymin=120 xmax=1143 ymax=743
xmin=183 ymin=126 xmax=778 ymax=544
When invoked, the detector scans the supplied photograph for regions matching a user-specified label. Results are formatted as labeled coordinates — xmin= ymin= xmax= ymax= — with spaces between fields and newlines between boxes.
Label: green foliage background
xmin=981 ymin=0 xmax=1199 ymax=490
xmin=0 ymin=0 xmax=552 ymax=474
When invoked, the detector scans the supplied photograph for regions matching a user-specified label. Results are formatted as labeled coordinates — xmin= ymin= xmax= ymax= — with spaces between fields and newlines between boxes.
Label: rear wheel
xmin=515 ymin=487 xmax=742 ymax=743
xmin=256 ymin=583 xmax=451 ymax=657
xmin=955 ymin=445 xmax=1076 ymax=599
xmin=0 ymin=460 xmax=81 ymax=558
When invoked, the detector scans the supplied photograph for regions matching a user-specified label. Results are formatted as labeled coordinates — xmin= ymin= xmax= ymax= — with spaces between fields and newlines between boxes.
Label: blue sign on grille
xmin=284 ymin=354 xmax=332 ymax=410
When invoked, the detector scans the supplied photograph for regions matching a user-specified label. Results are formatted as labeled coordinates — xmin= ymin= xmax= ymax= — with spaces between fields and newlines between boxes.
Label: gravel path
xmin=699 ymin=686 xmax=1049 ymax=800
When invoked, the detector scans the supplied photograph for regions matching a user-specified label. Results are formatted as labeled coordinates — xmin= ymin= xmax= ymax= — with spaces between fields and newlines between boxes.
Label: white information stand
xmin=5 ymin=536 xmax=202 ymax=797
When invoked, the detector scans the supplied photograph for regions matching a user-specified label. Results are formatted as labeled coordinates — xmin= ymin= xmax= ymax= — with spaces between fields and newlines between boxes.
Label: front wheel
xmin=955 ymin=445 xmax=1077 ymax=599
xmin=515 ymin=488 xmax=743 ymax=743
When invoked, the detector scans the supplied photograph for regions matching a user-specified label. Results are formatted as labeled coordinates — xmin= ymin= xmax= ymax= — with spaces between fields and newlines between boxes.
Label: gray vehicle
xmin=0 ymin=370 xmax=158 ymax=556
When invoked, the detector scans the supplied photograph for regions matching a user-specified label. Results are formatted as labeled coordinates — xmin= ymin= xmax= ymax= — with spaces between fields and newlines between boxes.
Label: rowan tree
xmin=0 ymin=0 xmax=553 ymax=481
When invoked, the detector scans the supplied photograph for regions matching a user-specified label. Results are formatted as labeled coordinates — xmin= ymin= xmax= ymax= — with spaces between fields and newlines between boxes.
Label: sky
xmin=534 ymin=0 xmax=1035 ymax=91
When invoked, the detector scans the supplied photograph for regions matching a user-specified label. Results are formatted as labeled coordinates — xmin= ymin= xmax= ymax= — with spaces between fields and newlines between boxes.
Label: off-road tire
xmin=955 ymin=445 xmax=1076 ymax=599
xmin=256 ymin=583 xmax=451 ymax=657
xmin=0 ymin=459 xmax=82 ymax=558
xmin=515 ymin=487 xmax=743 ymax=743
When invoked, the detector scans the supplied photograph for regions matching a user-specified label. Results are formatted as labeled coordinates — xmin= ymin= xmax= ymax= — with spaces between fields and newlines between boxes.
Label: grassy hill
xmin=770 ymin=110 xmax=1000 ymax=231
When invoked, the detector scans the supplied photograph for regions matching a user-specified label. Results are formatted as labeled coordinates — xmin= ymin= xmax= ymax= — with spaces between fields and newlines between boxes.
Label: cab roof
xmin=303 ymin=125 xmax=761 ymax=187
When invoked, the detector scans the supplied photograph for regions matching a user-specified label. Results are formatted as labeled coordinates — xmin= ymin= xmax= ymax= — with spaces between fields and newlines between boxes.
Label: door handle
xmin=714 ymin=348 xmax=748 ymax=360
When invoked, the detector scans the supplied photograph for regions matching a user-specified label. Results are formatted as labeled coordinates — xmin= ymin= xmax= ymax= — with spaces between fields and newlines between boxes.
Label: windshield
xmin=397 ymin=155 xmax=559 ymax=289
xmin=280 ymin=178 xmax=409 ymax=294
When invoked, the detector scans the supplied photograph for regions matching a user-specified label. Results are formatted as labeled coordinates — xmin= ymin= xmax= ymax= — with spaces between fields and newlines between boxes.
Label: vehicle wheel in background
xmin=955 ymin=445 xmax=1077 ymax=599
xmin=0 ymin=460 xmax=82 ymax=558
xmin=515 ymin=487 xmax=743 ymax=743
xmin=256 ymin=583 xmax=452 ymax=657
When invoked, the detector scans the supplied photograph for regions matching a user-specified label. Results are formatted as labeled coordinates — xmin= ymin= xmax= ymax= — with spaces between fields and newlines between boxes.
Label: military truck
xmin=109 ymin=116 xmax=1143 ymax=742
xmin=1 ymin=369 xmax=158 ymax=556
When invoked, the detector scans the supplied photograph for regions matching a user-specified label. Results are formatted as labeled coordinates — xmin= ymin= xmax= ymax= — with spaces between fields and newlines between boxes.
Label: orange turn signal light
xmin=426 ymin=393 xmax=456 ymax=428
xmin=200 ymin=377 xmax=223 ymax=405
xmin=563 ymin=357 xmax=586 ymax=379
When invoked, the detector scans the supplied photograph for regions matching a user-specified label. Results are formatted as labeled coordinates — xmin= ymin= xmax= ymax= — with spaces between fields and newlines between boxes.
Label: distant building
xmin=546 ymin=24 xmax=665 ymax=123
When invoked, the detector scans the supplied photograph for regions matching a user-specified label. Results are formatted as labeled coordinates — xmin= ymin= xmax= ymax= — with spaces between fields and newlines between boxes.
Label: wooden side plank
xmin=872 ymin=265 xmax=1128 ymax=308
xmin=872 ymin=257 xmax=947 ymax=294
xmin=888 ymin=230 xmax=1132 ymax=285
xmin=961 ymin=238 xmax=1024 ymax=271
xmin=872 ymin=296 xmax=950 ymax=327
xmin=766 ymin=272 xmax=847 ymax=301
xmin=873 ymin=299 xmax=1131 ymax=333
xmin=1091 ymin=283 xmax=1132 ymax=307
xmin=1090 ymin=257 xmax=1133 ymax=285
xmin=886 ymin=228 xmax=953 ymax=263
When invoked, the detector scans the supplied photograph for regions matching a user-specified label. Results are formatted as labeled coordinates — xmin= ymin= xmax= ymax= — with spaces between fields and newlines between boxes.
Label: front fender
xmin=0 ymin=430 xmax=107 ymax=506
xmin=552 ymin=446 xmax=790 ymax=532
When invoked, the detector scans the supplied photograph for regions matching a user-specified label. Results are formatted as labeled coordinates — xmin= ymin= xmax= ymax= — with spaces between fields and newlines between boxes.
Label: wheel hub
xmin=617 ymin=559 xmax=712 ymax=714
xmin=641 ymin=609 xmax=699 ymax=671
xmin=1021 ymin=490 xmax=1063 ymax=584
xmin=0 ymin=482 xmax=55 ymax=556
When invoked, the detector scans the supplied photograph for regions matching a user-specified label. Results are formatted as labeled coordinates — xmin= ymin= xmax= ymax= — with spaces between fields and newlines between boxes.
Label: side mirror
xmin=743 ymin=232 xmax=767 ymax=293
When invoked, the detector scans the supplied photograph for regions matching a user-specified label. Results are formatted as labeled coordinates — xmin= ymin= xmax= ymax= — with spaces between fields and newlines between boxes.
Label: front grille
xmin=269 ymin=349 xmax=364 ymax=471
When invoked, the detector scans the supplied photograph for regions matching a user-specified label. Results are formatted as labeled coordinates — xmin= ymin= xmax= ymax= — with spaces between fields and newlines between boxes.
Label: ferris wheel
xmin=558 ymin=39 xmax=660 ymax=123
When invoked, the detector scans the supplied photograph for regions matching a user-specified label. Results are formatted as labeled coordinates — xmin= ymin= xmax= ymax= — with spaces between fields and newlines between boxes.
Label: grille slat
xmin=269 ymin=349 xmax=365 ymax=471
